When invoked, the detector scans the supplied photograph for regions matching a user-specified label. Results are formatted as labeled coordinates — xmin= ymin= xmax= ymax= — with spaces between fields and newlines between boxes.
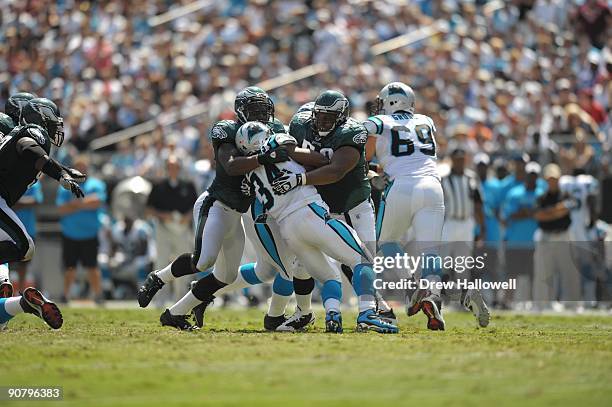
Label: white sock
xmin=0 ymin=263 xmax=9 ymax=282
xmin=295 ymin=293 xmax=312 ymax=313
xmin=169 ymin=291 xmax=201 ymax=316
xmin=375 ymin=293 xmax=392 ymax=312
xmin=268 ymin=293 xmax=290 ymax=317
xmin=216 ymin=274 xmax=250 ymax=296
xmin=4 ymin=297 xmax=23 ymax=316
xmin=358 ymin=295 xmax=376 ymax=312
xmin=323 ymin=298 xmax=340 ymax=314
xmin=155 ymin=263 xmax=175 ymax=284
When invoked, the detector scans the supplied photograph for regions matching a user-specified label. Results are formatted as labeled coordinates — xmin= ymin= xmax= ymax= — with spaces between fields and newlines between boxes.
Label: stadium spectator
xmin=533 ymin=164 xmax=581 ymax=307
xmin=501 ymin=162 xmax=545 ymax=305
xmin=146 ymin=155 xmax=197 ymax=301
xmin=57 ymin=155 xmax=107 ymax=303
xmin=12 ymin=182 xmax=43 ymax=290
xmin=100 ymin=215 xmax=155 ymax=299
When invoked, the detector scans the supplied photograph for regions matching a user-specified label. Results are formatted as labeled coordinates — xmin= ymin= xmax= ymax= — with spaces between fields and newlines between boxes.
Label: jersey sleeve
xmin=337 ymin=122 xmax=368 ymax=151
xmin=288 ymin=114 xmax=309 ymax=145
xmin=209 ymin=121 xmax=236 ymax=149
xmin=363 ymin=116 xmax=385 ymax=136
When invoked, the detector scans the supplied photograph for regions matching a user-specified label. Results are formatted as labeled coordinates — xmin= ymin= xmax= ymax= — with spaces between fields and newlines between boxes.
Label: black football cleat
xmin=191 ymin=295 xmax=215 ymax=329
xmin=264 ymin=314 xmax=288 ymax=331
xmin=0 ymin=281 xmax=14 ymax=298
xmin=276 ymin=310 xmax=315 ymax=332
xmin=160 ymin=309 xmax=196 ymax=331
xmin=137 ymin=272 xmax=165 ymax=308
xmin=20 ymin=287 xmax=63 ymax=329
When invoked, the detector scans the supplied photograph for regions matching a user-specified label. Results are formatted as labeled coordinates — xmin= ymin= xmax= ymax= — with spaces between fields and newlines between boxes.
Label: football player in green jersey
xmin=272 ymin=90 xmax=397 ymax=333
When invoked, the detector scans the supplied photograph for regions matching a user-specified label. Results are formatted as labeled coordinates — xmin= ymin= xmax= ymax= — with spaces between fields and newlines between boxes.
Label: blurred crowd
xmin=1 ymin=0 xmax=611 ymax=305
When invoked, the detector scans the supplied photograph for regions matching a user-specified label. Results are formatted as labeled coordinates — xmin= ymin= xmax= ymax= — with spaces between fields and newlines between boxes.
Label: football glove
xmin=257 ymin=146 xmax=289 ymax=165
xmin=60 ymin=174 xmax=85 ymax=198
xmin=271 ymin=173 xmax=305 ymax=195
xmin=62 ymin=166 xmax=87 ymax=183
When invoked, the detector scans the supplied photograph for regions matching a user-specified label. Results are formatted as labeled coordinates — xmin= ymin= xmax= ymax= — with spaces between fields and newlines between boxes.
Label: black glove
xmin=60 ymin=174 xmax=85 ymax=198
xmin=63 ymin=166 xmax=87 ymax=183
xmin=257 ymin=146 xmax=289 ymax=165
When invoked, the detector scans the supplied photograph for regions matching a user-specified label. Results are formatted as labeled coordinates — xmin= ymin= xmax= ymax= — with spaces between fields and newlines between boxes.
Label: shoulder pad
xmin=210 ymin=120 xmax=237 ymax=140
xmin=272 ymin=133 xmax=297 ymax=146
xmin=339 ymin=120 xmax=368 ymax=145
xmin=23 ymin=124 xmax=49 ymax=146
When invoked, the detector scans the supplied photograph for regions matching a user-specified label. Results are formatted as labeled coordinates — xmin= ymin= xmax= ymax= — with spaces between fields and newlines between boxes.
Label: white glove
xmin=271 ymin=173 xmax=305 ymax=195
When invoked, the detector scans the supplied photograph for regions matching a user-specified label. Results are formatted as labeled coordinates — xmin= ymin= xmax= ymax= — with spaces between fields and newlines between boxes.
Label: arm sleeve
xmin=364 ymin=116 xmax=384 ymax=135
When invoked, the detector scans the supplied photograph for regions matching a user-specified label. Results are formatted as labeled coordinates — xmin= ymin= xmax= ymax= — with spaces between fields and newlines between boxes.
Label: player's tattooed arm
xmin=218 ymin=143 xmax=289 ymax=176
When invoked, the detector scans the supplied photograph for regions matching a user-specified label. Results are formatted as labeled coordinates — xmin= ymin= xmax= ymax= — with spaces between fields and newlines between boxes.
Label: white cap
xmin=474 ymin=152 xmax=490 ymax=166
xmin=525 ymin=162 xmax=541 ymax=175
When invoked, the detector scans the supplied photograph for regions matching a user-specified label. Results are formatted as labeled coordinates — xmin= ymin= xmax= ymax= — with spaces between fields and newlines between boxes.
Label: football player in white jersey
xmin=363 ymin=82 xmax=447 ymax=330
xmin=559 ymin=170 xmax=600 ymax=302
xmin=238 ymin=122 xmax=398 ymax=334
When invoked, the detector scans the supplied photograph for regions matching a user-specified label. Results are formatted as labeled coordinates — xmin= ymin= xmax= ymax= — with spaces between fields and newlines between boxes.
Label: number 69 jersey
xmin=247 ymin=160 xmax=322 ymax=223
xmin=364 ymin=113 xmax=438 ymax=179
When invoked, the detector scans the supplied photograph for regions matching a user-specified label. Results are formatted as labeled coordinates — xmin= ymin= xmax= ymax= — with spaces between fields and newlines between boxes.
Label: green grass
xmin=1 ymin=308 xmax=611 ymax=407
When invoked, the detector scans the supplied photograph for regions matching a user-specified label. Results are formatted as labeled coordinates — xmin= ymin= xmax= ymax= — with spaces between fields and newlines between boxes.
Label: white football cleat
xmin=462 ymin=289 xmax=490 ymax=328
xmin=276 ymin=309 xmax=315 ymax=332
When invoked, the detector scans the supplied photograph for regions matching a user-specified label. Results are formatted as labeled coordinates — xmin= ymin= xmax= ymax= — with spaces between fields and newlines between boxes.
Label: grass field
xmin=1 ymin=308 xmax=611 ymax=407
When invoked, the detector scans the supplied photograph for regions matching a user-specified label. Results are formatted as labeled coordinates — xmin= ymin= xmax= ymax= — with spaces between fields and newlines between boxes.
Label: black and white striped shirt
xmin=441 ymin=170 xmax=482 ymax=221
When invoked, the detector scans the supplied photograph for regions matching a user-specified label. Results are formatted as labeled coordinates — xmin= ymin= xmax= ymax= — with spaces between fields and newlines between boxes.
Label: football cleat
xmin=264 ymin=314 xmax=288 ymax=331
xmin=356 ymin=309 xmax=399 ymax=334
xmin=377 ymin=308 xmax=397 ymax=325
xmin=276 ymin=310 xmax=315 ymax=332
xmin=137 ymin=272 xmax=165 ymax=308
xmin=160 ymin=309 xmax=196 ymax=331
xmin=20 ymin=287 xmax=63 ymax=329
xmin=325 ymin=310 xmax=343 ymax=333
xmin=421 ymin=292 xmax=445 ymax=331
xmin=462 ymin=289 xmax=490 ymax=328
xmin=0 ymin=281 xmax=14 ymax=298
xmin=191 ymin=294 xmax=215 ymax=329
xmin=406 ymin=288 xmax=427 ymax=316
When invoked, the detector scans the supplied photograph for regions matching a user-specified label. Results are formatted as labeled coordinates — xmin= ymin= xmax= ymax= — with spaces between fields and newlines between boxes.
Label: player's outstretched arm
xmin=271 ymin=146 xmax=359 ymax=194
xmin=287 ymin=146 xmax=329 ymax=168
xmin=218 ymin=143 xmax=288 ymax=176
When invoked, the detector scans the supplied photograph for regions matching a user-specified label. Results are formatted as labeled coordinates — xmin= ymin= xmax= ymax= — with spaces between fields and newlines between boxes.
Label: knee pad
xmin=293 ymin=277 xmax=315 ymax=295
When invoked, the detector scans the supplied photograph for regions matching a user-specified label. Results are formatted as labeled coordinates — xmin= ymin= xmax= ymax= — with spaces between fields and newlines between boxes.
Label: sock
xmin=168 ymin=291 xmax=201 ymax=316
xmin=352 ymin=263 xmax=377 ymax=312
xmin=216 ymin=263 xmax=262 ymax=296
xmin=321 ymin=280 xmax=342 ymax=313
xmin=0 ymin=297 xmax=23 ymax=323
xmin=268 ymin=274 xmax=293 ymax=317
xmin=191 ymin=273 xmax=227 ymax=301
xmin=156 ymin=253 xmax=194 ymax=283
xmin=0 ymin=263 xmax=9 ymax=282
xmin=293 ymin=277 xmax=314 ymax=313
xmin=375 ymin=291 xmax=392 ymax=312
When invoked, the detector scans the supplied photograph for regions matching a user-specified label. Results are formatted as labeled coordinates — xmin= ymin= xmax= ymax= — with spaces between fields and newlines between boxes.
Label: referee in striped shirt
xmin=440 ymin=147 xmax=486 ymax=274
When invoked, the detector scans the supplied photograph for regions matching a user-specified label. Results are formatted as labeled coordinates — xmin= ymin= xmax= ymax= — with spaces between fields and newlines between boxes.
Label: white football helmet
xmin=236 ymin=121 xmax=270 ymax=155
xmin=375 ymin=82 xmax=416 ymax=115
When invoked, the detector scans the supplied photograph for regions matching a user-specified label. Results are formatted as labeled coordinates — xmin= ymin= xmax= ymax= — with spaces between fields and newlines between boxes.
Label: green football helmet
xmin=312 ymin=90 xmax=349 ymax=137
xmin=234 ymin=86 xmax=274 ymax=124
xmin=21 ymin=98 xmax=64 ymax=147
xmin=5 ymin=92 xmax=37 ymax=122
xmin=0 ymin=112 xmax=15 ymax=137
